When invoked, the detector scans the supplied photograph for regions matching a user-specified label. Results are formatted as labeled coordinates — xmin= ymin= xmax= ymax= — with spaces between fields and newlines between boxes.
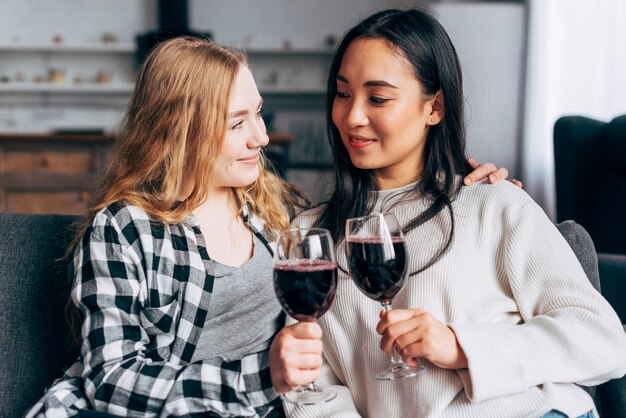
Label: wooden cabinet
xmin=0 ymin=132 xmax=297 ymax=214
xmin=0 ymin=133 xmax=113 ymax=215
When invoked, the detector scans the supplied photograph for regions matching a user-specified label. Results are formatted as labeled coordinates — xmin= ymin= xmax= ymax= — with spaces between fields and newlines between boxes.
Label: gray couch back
xmin=0 ymin=213 xmax=80 ymax=417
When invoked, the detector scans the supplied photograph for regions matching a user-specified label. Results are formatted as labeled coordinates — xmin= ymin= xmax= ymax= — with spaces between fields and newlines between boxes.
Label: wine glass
xmin=345 ymin=212 xmax=425 ymax=380
xmin=273 ymin=228 xmax=338 ymax=404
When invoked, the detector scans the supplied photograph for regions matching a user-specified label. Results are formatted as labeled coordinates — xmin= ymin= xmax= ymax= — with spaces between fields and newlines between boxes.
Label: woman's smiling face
xmin=332 ymin=37 xmax=441 ymax=189
xmin=213 ymin=65 xmax=269 ymax=190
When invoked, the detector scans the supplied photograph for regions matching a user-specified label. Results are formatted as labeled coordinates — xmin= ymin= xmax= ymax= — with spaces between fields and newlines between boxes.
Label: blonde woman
xmin=26 ymin=36 xmax=511 ymax=417
xmin=26 ymin=36 xmax=302 ymax=418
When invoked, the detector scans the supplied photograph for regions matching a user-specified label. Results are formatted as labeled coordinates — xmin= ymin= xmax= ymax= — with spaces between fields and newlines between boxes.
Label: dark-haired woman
xmin=271 ymin=9 xmax=626 ymax=418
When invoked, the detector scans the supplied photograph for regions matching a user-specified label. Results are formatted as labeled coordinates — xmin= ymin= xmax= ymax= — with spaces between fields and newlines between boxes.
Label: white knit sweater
xmin=286 ymin=180 xmax=626 ymax=418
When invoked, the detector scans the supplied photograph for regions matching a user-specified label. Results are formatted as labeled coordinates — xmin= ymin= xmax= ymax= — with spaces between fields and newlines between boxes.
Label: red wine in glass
xmin=273 ymin=228 xmax=338 ymax=404
xmin=346 ymin=236 xmax=407 ymax=302
xmin=345 ymin=212 xmax=425 ymax=380
xmin=274 ymin=259 xmax=337 ymax=322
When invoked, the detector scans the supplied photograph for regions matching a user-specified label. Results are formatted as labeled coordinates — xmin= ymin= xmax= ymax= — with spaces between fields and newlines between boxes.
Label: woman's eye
xmin=336 ymin=91 xmax=350 ymax=99
xmin=369 ymin=96 xmax=388 ymax=104
xmin=257 ymin=108 xmax=264 ymax=117
xmin=231 ymin=120 xmax=244 ymax=130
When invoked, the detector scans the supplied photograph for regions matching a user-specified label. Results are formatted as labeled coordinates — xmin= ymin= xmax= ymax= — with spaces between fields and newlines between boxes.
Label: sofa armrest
xmin=597 ymin=253 xmax=626 ymax=417
xmin=598 ymin=252 xmax=626 ymax=324
xmin=598 ymin=375 xmax=626 ymax=418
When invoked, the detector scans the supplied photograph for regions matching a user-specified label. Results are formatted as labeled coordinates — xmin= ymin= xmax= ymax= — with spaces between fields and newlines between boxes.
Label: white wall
xmin=434 ymin=3 xmax=526 ymax=180
xmin=0 ymin=0 xmax=155 ymax=45
xmin=189 ymin=0 xmax=425 ymax=49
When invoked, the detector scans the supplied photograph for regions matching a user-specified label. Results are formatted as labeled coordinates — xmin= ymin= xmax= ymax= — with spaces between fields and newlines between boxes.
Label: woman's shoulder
xmin=88 ymin=201 xmax=174 ymax=248
xmin=290 ymin=204 xmax=327 ymax=228
xmin=458 ymin=178 xmax=534 ymax=213
xmin=92 ymin=201 xmax=152 ymax=229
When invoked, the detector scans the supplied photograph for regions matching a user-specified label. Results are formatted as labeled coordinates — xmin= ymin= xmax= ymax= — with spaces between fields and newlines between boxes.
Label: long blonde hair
xmin=66 ymin=36 xmax=307 ymax=343
xmin=73 ymin=36 xmax=301 ymax=246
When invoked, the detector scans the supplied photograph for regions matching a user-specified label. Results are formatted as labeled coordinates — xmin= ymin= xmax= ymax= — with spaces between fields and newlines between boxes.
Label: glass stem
xmin=381 ymin=300 xmax=404 ymax=366
xmin=302 ymin=382 xmax=320 ymax=392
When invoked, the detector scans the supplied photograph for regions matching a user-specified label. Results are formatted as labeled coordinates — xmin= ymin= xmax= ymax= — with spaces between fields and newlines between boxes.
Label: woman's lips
xmin=348 ymin=135 xmax=376 ymax=149
xmin=238 ymin=154 xmax=259 ymax=163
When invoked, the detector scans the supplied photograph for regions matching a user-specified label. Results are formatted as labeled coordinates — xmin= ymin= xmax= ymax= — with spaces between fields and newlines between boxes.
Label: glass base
xmin=282 ymin=385 xmax=337 ymax=405
xmin=375 ymin=362 xmax=426 ymax=380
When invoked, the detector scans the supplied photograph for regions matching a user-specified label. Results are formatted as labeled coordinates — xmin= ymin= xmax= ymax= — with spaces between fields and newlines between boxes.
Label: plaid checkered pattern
xmin=25 ymin=202 xmax=284 ymax=417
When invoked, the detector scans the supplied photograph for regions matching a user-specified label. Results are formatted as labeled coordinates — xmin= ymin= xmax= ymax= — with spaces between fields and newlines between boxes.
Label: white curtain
xmin=522 ymin=0 xmax=626 ymax=220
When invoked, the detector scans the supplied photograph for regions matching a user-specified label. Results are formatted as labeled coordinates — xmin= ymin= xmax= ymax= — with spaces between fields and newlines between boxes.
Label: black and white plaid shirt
xmin=26 ymin=202 xmax=284 ymax=417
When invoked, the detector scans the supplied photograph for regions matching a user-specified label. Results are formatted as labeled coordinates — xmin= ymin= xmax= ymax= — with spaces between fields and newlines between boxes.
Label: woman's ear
xmin=426 ymin=90 xmax=445 ymax=126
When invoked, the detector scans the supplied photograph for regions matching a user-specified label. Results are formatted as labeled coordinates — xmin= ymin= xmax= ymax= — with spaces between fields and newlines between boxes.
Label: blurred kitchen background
xmin=0 ymin=0 xmax=624 ymax=218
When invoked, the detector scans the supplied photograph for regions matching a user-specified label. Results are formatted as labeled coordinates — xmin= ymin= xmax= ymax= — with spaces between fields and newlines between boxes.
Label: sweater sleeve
xmin=74 ymin=211 xmax=280 ymax=417
xmin=450 ymin=198 xmax=626 ymax=402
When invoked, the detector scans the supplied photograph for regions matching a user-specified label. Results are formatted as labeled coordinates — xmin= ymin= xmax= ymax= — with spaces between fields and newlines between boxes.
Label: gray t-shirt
xmin=191 ymin=233 xmax=282 ymax=362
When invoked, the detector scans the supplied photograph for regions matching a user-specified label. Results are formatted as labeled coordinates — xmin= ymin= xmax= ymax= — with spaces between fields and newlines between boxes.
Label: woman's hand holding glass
xmin=269 ymin=322 xmax=324 ymax=394
xmin=345 ymin=212 xmax=424 ymax=380
xmin=376 ymin=308 xmax=468 ymax=370
xmin=271 ymin=228 xmax=337 ymax=404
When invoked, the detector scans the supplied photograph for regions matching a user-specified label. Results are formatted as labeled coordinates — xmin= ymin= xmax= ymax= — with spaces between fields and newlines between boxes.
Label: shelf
xmin=0 ymin=83 xmax=134 ymax=94
xmin=0 ymin=83 xmax=325 ymax=96
xmin=0 ymin=83 xmax=326 ymax=96
xmin=0 ymin=132 xmax=114 ymax=142
xmin=259 ymin=87 xmax=326 ymax=95
xmin=0 ymin=42 xmax=136 ymax=53
xmin=243 ymin=48 xmax=334 ymax=57
xmin=0 ymin=44 xmax=331 ymax=56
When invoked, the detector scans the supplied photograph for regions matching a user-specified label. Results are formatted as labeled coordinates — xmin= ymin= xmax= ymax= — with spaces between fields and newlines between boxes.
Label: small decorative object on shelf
xmin=73 ymin=74 xmax=84 ymax=85
xmin=52 ymin=34 xmax=63 ymax=44
xmin=48 ymin=68 xmax=65 ymax=84
xmin=95 ymin=70 xmax=112 ymax=84
xmin=15 ymin=72 xmax=26 ymax=83
xmin=101 ymin=32 xmax=118 ymax=44
xmin=0 ymin=75 xmax=10 ymax=84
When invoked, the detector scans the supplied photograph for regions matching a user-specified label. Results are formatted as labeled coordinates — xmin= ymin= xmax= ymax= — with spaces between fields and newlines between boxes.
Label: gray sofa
xmin=0 ymin=214 xmax=80 ymax=417
xmin=554 ymin=114 xmax=626 ymax=417
xmin=0 ymin=214 xmax=624 ymax=416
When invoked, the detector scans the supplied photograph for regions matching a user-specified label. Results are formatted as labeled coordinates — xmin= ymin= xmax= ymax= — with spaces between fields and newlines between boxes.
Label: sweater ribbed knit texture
xmin=286 ymin=179 xmax=626 ymax=418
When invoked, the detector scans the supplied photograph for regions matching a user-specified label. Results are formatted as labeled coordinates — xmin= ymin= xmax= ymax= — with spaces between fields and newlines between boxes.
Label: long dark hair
xmin=316 ymin=8 xmax=472 ymax=274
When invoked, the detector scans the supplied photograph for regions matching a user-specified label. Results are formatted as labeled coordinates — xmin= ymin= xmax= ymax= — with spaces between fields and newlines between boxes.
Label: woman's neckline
xmin=370 ymin=180 xmax=419 ymax=198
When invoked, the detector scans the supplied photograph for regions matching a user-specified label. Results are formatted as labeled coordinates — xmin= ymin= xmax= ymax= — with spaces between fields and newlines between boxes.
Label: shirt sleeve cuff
xmin=450 ymin=322 xmax=530 ymax=402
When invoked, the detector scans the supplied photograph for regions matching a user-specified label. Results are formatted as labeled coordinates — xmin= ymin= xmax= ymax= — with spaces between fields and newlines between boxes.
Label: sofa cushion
xmin=598 ymin=252 xmax=626 ymax=324
xmin=0 ymin=213 xmax=80 ymax=417
xmin=556 ymin=220 xmax=600 ymax=291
